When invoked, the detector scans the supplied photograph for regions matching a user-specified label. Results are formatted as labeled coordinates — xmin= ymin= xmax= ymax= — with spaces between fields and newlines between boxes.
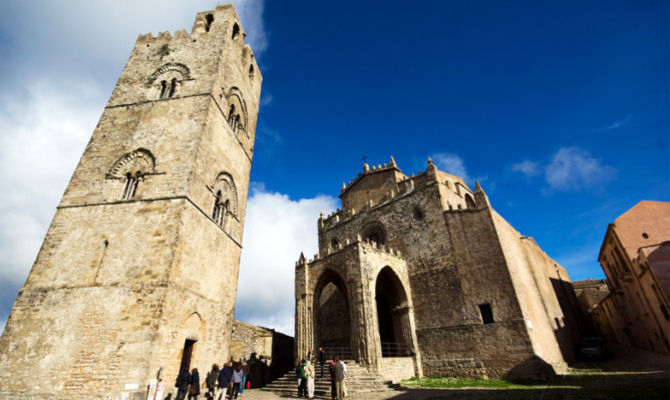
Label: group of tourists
xmin=175 ymin=360 xmax=250 ymax=400
xmin=296 ymin=347 xmax=348 ymax=400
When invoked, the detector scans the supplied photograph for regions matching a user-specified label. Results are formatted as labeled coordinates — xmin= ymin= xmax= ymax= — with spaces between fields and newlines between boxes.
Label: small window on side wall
xmin=479 ymin=303 xmax=494 ymax=324
xmin=232 ymin=23 xmax=240 ymax=40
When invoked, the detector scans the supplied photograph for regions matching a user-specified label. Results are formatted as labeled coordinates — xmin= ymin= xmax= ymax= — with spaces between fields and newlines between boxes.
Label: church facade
xmin=295 ymin=158 xmax=582 ymax=380
xmin=0 ymin=5 xmax=261 ymax=399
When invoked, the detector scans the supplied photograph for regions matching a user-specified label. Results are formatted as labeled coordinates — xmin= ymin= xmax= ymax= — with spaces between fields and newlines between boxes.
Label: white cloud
xmin=0 ymin=1 xmax=269 ymax=320
xmin=430 ymin=152 xmax=471 ymax=184
xmin=0 ymin=1 xmax=268 ymax=93
xmin=510 ymin=147 xmax=615 ymax=191
xmin=260 ymin=92 xmax=274 ymax=107
xmin=236 ymin=186 xmax=337 ymax=335
xmin=545 ymin=147 xmax=616 ymax=191
xmin=0 ymin=81 xmax=103 ymax=285
xmin=594 ymin=113 xmax=633 ymax=132
xmin=510 ymin=160 xmax=541 ymax=178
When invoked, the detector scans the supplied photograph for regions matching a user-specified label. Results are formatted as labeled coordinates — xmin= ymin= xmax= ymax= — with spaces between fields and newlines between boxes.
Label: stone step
xmin=263 ymin=361 xmax=397 ymax=399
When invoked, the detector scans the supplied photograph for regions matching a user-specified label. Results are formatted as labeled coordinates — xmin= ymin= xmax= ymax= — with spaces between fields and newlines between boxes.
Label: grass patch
xmin=401 ymin=376 xmax=535 ymax=389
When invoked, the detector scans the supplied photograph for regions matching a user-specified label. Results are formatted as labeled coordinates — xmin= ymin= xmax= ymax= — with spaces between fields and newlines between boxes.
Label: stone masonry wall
xmin=380 ymin=357 xmax=416 ymax=383
xmin=0 ymin=5 xmax=261 ymax=399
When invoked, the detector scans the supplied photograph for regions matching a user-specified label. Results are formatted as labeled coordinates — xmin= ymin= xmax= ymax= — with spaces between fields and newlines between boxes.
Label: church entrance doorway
xmin=179 ymin=339 xmax=196 ymax=374
xmin=313 ymin=270 xmax=351 ymax=359
xmin=375 ymin=267 xmax=411 ymax=357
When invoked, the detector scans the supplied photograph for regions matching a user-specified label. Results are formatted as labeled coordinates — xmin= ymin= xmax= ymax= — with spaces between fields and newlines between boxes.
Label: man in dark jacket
xmin=217 ymin=361 xmax=234 ymax=400
xmin=175 ymin=369 xmax=191 ymax=400
xmin=317 ymin=347 xmax=326 ymax=378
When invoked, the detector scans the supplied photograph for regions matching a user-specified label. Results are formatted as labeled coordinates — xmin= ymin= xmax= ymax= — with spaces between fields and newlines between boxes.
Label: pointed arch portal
xmin=375 ymin=267 xmax=412 ymax=357
xmin=313 ymin=269 xmax=351 ymax=351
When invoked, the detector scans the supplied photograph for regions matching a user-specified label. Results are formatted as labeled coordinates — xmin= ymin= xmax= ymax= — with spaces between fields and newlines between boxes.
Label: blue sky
xmin=0 ymin=0 xmax=667 ymax=335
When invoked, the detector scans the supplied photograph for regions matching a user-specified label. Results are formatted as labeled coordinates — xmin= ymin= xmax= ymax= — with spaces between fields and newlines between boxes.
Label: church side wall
xmin=428 ymin=208 xmax=539 ymax=379
xmin=489 ymin=210 xmax=570 ymax=372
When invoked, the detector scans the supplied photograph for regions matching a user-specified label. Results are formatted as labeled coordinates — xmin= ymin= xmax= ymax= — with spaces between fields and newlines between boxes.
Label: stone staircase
xmin=263 ymin=360 xmax=398 ymax=399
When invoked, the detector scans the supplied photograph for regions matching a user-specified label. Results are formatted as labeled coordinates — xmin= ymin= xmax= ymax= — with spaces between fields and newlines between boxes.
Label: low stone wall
xmin=380 ymin=357 xmax=416 ymax=382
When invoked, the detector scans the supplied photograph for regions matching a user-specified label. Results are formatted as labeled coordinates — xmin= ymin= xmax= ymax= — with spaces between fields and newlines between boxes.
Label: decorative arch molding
xmin=108 ymin=148 xmax=156 ymax=179
xmin=210 ymin=172 xmax=238 ymax=217
xmin=374 ymin=266 xmax=410 ymax=308
xmin=225 ymin=86 xmax=249 ymax=130
xmin=182 ymin=311 xmax=206 ymax=342
xmin=312 ymin=267 xmax=349 ymax=299
xmin=147 ymin=63 xmax=191 ymax=84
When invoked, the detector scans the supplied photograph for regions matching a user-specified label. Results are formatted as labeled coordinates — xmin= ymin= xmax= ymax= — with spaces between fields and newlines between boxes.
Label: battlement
xmin=295 ymin=236 xmax=404 ymax=267
xmin=109 ymin=3 xmax=261 ymax=112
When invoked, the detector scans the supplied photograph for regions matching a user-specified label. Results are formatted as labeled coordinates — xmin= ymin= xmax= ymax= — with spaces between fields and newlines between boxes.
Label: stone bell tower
xmin=0 ymin=4 xmax=261 ymax=399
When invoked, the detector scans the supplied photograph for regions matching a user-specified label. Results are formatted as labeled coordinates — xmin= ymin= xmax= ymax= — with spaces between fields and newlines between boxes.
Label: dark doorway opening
xmin=375 ymin=267 xmax=411 ymax=357
xmin=313 ymin=270 xmax=352 ymax=359
xmin=180 ymin=339 xmax=196 ymax=374
xmin=376 ymin=295 xmax=396 ymax=343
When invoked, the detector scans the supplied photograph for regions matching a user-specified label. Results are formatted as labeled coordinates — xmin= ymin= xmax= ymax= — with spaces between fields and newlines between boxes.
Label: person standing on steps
xmin=334 ymin=357 xmax=347 ymax=400
xmin=296 ymin=359 xmax=306 ymax=398
xmin=305 ymin=358 xmax=316 ymax=399
xmin=318 ymin=347 xmax=326 ymax=378
xmin=328 ymin=358 xmax=337 ymax=400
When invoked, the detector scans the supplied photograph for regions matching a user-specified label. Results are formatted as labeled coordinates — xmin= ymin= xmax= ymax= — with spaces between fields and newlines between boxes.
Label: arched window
xmin=228 ymin=105 xmax=236 ymax=126
xmin=212 ymin=191 xmax=228 ymax=227
xmin=159 ymin=80 xmax=168 ymax=99
xmin=210 ymin=173 xmax=238 ymax=229
xmin=361 ymin=222 xmax=387 ymax=245
xmin=233 ymin=115 xmax=241 ymax=133
xmin=249 ymin=64 xmax=255 ymax=79
xmin=109 ymin=148 xmax=156 ymax=201
xmin=232 ymin=23 xmax=240 ymax=40
xmin=148 ymin=63 xmax=190 ymax=100
xmin=204 ymin=14 xmax=214 ymax=32
xmin=122 ymin=171 xmax=141 ymax=200
xmin=168 ymin=78 xmax=177 ymax=98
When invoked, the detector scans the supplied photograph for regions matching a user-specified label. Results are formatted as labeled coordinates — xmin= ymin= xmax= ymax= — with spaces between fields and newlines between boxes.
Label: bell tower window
xmin=212 ymin=191 xmax=228 ymax=226
xmin=159 ymin=80 xmax=168 ymax=99
xmin=168 ymin=78 xmax=177 ymax=98
xmin=122 ymin=172 xmax=141 ymax=200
